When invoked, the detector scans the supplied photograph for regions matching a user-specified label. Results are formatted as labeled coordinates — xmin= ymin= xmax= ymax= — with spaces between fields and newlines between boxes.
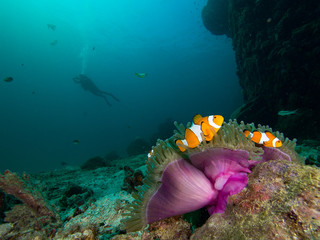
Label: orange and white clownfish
xmin=243 ymin=129 xmax=282 ymax=147
xmin=193 ymin=114 xmax=224 ymax=141
xmin=175 ymin=114 xmax=224 ymax=152
xmin=147 ymin=149 xmax=153 ymax=159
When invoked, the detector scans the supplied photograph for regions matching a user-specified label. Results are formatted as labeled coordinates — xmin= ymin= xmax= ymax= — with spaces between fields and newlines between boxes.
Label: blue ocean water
xmin=0 ymin=0 xmax=242 ymax=173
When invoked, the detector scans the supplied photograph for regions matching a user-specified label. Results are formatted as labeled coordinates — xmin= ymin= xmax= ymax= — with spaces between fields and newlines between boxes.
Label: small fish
xmin=278 ymin=109 xmax=298 ymax=116
xmin=73 ymin=139 xmax=80 ymax=144
xmin=266 ymin=17 xmax=272 ymax=23
xmin=21 ymin=63 xmax=24 ymax=67
xmin=135 ymin=72 xmax=148 ymax=78
xmin=50 ymin=40 xmax=58 ymax=46
xmin=243 ymin=130 xmax=282 ymax=147
xmin=47 ymin=24 xmax=56 ymax=31
xmin=175 ymin=114 xmax=224 ymax=152
xmin=147 ymin=149 xmax=153 ymax=159
xmin=3 ymin=77 xmax=13 ymax=82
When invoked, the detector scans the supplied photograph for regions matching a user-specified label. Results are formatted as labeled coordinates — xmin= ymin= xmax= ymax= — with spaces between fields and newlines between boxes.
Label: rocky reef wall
xmin=202 ymin=0 xmax=320 ymax=140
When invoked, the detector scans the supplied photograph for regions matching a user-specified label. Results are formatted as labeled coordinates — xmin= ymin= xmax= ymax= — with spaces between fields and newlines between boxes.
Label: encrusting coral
xmin=0 ymin=170 xmax=61 ymax=237
xmin=191 ymin=160 xmax=320 ymax=239
xmin=0 ymin=171 xmax=60 ymax=222
xmin=122 ymin=119 xmax=302 ymax=232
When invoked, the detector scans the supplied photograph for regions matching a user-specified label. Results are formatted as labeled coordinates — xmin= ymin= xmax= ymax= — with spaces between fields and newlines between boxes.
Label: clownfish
xmin=193 ymin=114 xmax=224 ymax=141
xmin=243 ymin=129 xmax=282 ymax=147
xmin=147 ymin=149 xmax=153 ymax=159
xmin=175 ymin=114 xmax=224 ymax=152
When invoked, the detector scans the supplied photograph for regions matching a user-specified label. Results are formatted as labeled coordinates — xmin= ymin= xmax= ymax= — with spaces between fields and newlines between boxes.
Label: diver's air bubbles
xmin=80 ymin=45 xmax=89 ymax=74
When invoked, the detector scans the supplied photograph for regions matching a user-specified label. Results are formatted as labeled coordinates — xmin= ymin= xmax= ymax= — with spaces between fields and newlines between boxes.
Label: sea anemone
xmin=122 ymin=119 xmax=301 ymax=232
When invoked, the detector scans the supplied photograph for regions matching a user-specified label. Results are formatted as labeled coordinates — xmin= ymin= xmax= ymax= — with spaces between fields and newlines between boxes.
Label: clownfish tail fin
xmin=243 ymin=129 xmax=251 ymax=137
xmin=175 ymin=139 xmax=187 ymax=152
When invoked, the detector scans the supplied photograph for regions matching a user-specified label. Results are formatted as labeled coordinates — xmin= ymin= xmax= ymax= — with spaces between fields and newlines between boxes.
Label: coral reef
xmin=191 ymin=160 xmax=320 ymax=239
xmin=81 ymin=151 xmax=122 ymax=171
xmin=0 ymin=127 xmax=318 ymax=239
xmin=59 ymin=185 xmax=94 ymax=211
xmin=112 ymin=216 xmax=192 ymax=240
xmin=54 ymin=222 xmax=99 ymax=240
xmin=121 ymin=120 xmax=302 ymax=232
xmin=0 ymin=191 xmax=5 ymax=223
xmin=81 ymin=156 xmax=108 ymax=170
xmin=105 ymin=150 xmax=121 ymax=162
xmin=0 ymin=153 xmax=146 ymax=239
xmin=0 ymin=170 xmax=61 ymax=238
xmin=202 ymin=0 xmax=320 ymax=141
xmin=0 ymin=171 xmax=60 ymax=222
xmin=121 ymin=166 xmax=144 ymax=193
xmin=0 ymin=191 xmax=22 ymax=224
xmin=296 ymin=139 xmax=320 ymax=167
xmin=0 ymin=120 xmax=318 ymax=239
xmin=53 ymin=192 xmax=133 ymax=239
xmin=141 ymin=216 xmax=192 ymax=240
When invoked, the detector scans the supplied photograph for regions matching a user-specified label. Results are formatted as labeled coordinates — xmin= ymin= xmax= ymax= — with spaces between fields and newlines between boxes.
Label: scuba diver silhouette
xmin=73 ymin=74 xmax=120 ymax=107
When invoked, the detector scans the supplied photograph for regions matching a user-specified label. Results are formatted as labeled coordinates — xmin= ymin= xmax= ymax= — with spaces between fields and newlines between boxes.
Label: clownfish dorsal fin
xmin=193 ymin=114 xmax=203 ymax=125
xmin=252 ymin=130 xmax=262 ymax=136
xmin=264 ymin=130 xmax=273 ymax=135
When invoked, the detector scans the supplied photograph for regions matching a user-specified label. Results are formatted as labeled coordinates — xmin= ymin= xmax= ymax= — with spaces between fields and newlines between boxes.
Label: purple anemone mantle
xmin=145 ymin=147 xmax=291 ymax=224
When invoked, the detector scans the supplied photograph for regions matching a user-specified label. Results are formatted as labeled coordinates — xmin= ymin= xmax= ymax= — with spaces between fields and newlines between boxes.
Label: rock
xmin=81 ymin=156 xmax=107 ymax=170
xmin=202 ymin=0 xmax=229 ymax=36
xmin=0 ymin=223 xmax=13 ymax=237
xmin=112 ymin=216 xmax=192 ymax=240
xmin=190 ymin=160 xmax=320 ymax=239
xmin=202 ymin=0 xmax=320 ymax=141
